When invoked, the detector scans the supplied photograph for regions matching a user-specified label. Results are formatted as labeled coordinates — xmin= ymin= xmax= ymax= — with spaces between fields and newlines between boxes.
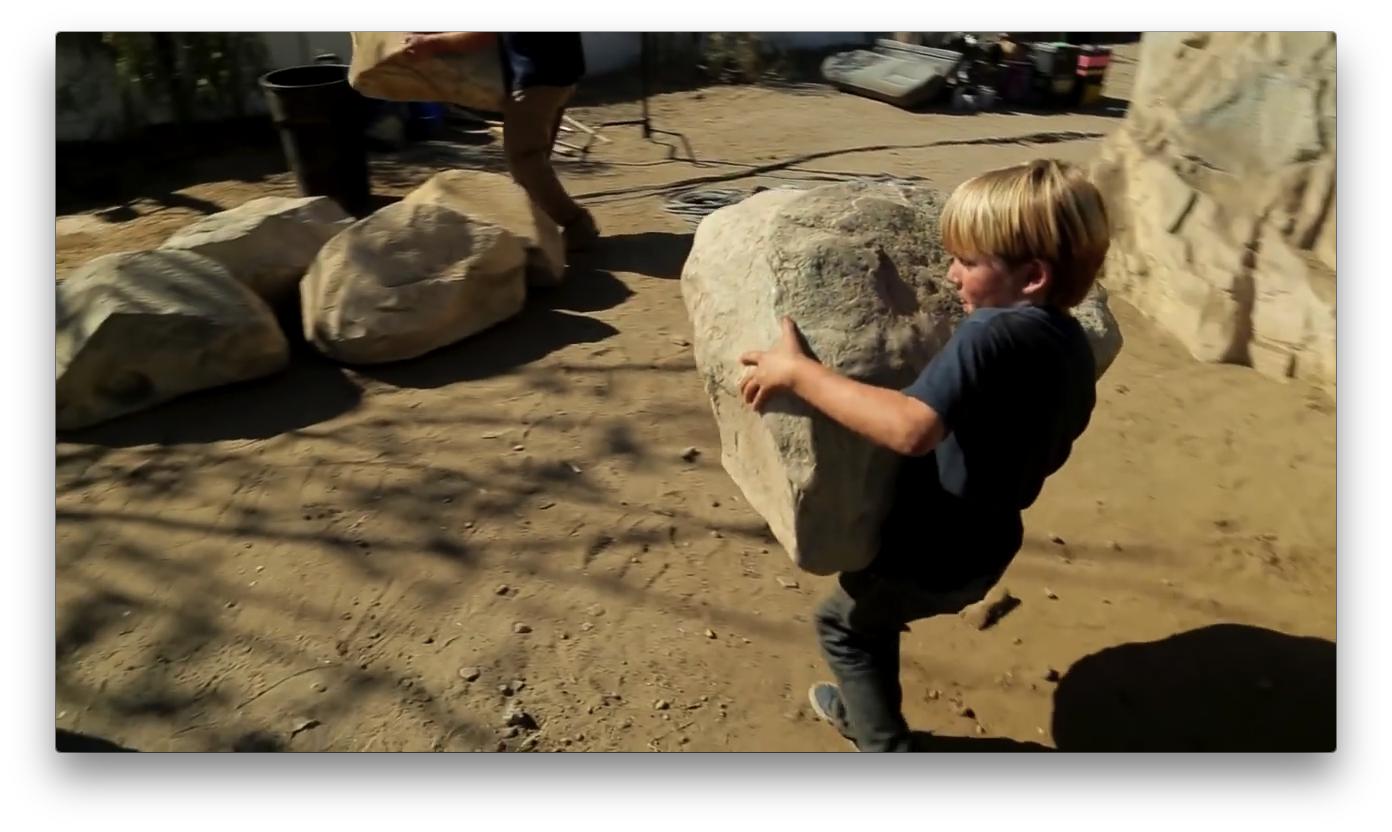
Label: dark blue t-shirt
xmin=876 ymin=304 xmax=1097 ymax=590
xmin=498 ymin=33 xmax=586 ymax=92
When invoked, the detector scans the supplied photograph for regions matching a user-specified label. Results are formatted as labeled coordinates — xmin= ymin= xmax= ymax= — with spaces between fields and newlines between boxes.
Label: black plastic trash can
xmin=259 ymin=64 xmax=372 ymax=216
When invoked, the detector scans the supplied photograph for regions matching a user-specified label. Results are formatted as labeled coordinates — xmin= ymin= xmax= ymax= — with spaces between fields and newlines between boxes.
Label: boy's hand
xmin=739 ymin=317 xmax=810 ymax=411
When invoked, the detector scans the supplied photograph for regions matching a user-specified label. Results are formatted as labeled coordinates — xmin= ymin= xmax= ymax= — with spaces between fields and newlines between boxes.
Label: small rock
xmin=423 ymin=636 xmax=434 ymax=644
xmin=1044 ymin=668 xmax=1061 ymax=683
xmin=368 ymin=630 xmax=382 ymax=639
xmin=499 ymin=683 xmax=515 ymax=696
xmin=1109 ymin=540 xmax=1124 ymax=552
xmin=538 ymin=501 xmax=556 ymax=510
xmin=511 ymin=679 xmax=526 ymax=692
xmin=1044 ymin=588 xmax=1059 ymax=600
xmin=513 ymin=444 xmax=526 ymax=452
xmin=1013 ymin=637 xmax=1024 ymax=645
xmin=620 ymin=718 xmax=634 ymax=729
xmin=504 ymin=726 xmax=520 ymax=738
xmin=776 ymin=577 xmax=800 ymax=589
xmin=927 ymin=689 xmax=941 ymax=701
xmin=975 ymin=724 xmax=988 ymax=735
xmin=580 ymin=622 xmax=594 ymax=632
xmin=225 ymin=601 xmax=237 ymax=609
xmin=956 ymin=705 xmax=975 ymax=719
xmin=1049 ymin=533 xmax=1066 ymax=546
xmin=255 ymin=565 xmax=265 ymax=573
xmin=680 ymin=447 xmax=700 ymax=462
xmin=496 ymin=584 xmax=511 ymax=596
xmin=672 ymin=337 xmax=691 ymax=347
xmin=559 ymin=632 xmax=570 ymax=640
xmin=312 ymin=682 xmax=328 ymax=693
xmin=459 ymin=666 xmax=482 ymax=682
xmin=464 ymin=521 xmax=475 ymax=529
xmin=704 ymin=629 xmax=717 ymax=640
xmin=710 ymin=530 xmax=722 ymax=538
xmin=513 ymin=623 xmax=532 ymax=634
xmin=712 ymin=500 xmax=721 ymax=507
xmin=588 ymin=605 xmax=605 ymax=617
xmin=341 ymin=612 xmax=352 ymax=620
xmin=654 ymin=699 xmax=671 ymax=711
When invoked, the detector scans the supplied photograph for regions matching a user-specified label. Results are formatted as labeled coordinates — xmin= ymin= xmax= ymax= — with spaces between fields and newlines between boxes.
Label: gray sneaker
xmin=808 ymin=682 xmax=859 ymax=751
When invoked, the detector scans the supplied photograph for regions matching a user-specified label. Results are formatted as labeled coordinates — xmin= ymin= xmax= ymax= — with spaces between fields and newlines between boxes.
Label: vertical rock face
xmin=57 ymin=250 xmax=290 ymax=430
xmin=301 ymin=201 xmax=528 ymax=365
xmin=403 ymin=171 xmax=566 ymax=287
xmin=681 ymin=182 xmax=1123 ymax=574
xmin=160 ymin=196 xmax=353 ymax=309
xmin=1093 ymin=32 xmax=1335 ymax=392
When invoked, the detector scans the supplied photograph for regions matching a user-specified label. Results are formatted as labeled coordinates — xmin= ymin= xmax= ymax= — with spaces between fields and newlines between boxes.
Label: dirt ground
xmin=55 ymin=45 xmax=1336 ymax=752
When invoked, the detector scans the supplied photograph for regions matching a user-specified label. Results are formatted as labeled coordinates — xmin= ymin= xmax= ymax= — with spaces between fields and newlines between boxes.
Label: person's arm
xmin=739 ymin=318 xmax=945 ymax=457
xmin=402 ymin=32 xmax=498 ymax=57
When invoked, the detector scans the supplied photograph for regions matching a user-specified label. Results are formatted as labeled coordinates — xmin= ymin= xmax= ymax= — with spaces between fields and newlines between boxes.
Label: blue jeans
xmin=813 ymin=568 xmax=999 ymax=751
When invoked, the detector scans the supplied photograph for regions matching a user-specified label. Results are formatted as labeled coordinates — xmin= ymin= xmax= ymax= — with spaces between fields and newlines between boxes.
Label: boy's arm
xmin=739 ymin=318 xmax=946 ymax=457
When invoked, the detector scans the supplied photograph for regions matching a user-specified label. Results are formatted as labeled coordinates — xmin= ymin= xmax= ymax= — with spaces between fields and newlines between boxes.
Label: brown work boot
xmin=563 ymin=209 xmax=600 ymax=254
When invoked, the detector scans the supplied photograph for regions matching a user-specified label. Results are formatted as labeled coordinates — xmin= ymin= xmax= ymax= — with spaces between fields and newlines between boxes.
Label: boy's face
xmin=947 ymin=254 xmax=1038 ymax=313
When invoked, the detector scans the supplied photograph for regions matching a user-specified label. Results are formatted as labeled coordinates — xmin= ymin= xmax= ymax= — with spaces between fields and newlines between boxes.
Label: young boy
xmin=738 ymin=159 xmax=1111 ymax=751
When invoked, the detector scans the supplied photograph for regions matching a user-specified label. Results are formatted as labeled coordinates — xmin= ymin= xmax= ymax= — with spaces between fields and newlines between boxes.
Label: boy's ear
xmin=1020 ymin=260 xmax=1052 ymax=301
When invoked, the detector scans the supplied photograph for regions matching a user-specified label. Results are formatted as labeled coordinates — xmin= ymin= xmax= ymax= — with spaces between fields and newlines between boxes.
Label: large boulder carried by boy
xmin=57 ymin=250 xmax=290 ymax=430
xmin=403 ymin=170 xmax=565 ymax=286
xmin=1092 ymin=32 xmax=1335 ymax=392
xmin=301 ymin=201 xmax=528 ymax=364
xmin=681 ymin=182 xmax=1122 ymax=575
xmin=161 ymin=196 xmax=353 ymax=309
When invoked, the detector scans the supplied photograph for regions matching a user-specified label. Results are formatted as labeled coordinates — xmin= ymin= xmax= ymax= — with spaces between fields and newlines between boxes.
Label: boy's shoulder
xmin=955 ymin=305 xmax=1094 ymax=372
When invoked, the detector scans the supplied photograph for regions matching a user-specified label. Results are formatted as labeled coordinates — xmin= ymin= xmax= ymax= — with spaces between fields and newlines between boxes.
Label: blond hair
xmin=940 ymin=159 xmax=1110 ymax=309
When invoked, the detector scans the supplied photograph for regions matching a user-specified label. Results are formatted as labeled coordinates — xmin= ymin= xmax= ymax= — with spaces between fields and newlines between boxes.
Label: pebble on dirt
xmin=513 ymin=622 xmax=532 ymax=634
xmin=1044 ymin=668 xmax=1061 ymax=683
xmin=776 ymin=577 xmax=800 ymax=589
xmin=681 ymin=447 xmax=700 ymax=462
xmin=459 ymin=666 xmax=482 ymax=682
xmin=655 ymin=699 xmax=671 ymax=711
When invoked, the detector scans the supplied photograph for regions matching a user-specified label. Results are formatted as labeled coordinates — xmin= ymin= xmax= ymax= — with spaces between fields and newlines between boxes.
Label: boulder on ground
xmin=160 ymin=196 xmax=352 ymax=309
xmin=301 ymin=201 xmax=528 ymax=365
xmin=403 ymin=170 xmax=565 ymax=286
xmin=1092 ymin=32 xmax=1335 ymax=392
xmin=57 ymin=250 xmax=290 ymax=430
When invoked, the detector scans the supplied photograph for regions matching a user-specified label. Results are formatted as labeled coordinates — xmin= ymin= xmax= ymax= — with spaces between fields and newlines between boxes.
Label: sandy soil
xmin=55 ymin=45 xmax=1335 ymax=752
